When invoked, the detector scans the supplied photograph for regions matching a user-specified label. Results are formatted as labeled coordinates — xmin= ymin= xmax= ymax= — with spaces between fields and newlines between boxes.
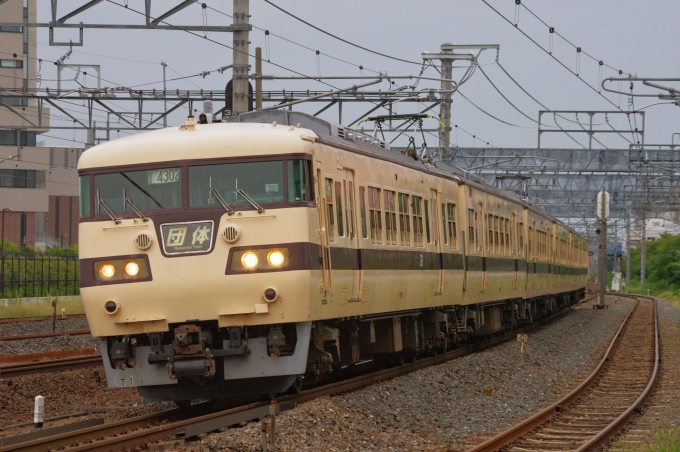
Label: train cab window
xmin=368 ymin=187 xmax=382 ymax=244
xmin=79 ymin=175 xmax=90 ymax=217
xmin=424 ymin=199 xmax=431 ymax=244
xmin=412 ymin=196 xmax=424 ymax=247
xmin=446 ymin=203 xmax=457 ymax=249
xmin=334 ymin=181 xmax=344 ymax=237
xmin=189 ymin=161 xmax=284 ymax=207
xmin=467 ymin=209 xmax=475 ymax=249
xmin=94 ymin=167 xmax=182 ymax=215
xmin=359 ymin=186 xmax=368 ymax=239
xmin=287 ymin=160 xmax=310 ymax=201
xmin=325 ymin=179 xmax=336 ymax=242
xmin=398 ymin=193 xmax=410 ymax=246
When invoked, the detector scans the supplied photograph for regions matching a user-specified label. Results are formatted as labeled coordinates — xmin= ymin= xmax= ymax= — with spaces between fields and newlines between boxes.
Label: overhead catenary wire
xmin=263 ymin=0 xmax=424 ymax=67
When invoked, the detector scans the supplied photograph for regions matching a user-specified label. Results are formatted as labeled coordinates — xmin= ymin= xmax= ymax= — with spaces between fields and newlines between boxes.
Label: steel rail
xmin=0 ymin=315 xmax=86 ymax=325
xmin=0 ymin=348 xmax=97 ymax=365
xmin=1 ymin=297 xmax=592 ymax=452
xmin=0 ymin=329 xmax=91 ymax=342
xmin=466 ymin=294 xmax=658 ymax=452
xmin=0 ymin=355 xmax=102 ymax=378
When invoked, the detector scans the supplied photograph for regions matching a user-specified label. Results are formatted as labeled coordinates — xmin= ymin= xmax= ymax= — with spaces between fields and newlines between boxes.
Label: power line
xmin=263 ymin=1 xmax=423 ymax=67
xmin=203 ymin=3 xmax=383 ymax=74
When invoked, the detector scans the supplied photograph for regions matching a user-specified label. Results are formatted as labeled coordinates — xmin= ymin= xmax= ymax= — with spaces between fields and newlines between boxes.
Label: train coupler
xmin=167 ymin=353 xmax=216 ymax=379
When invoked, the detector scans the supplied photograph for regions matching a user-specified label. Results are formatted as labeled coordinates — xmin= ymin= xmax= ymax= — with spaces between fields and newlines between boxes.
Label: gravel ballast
xmin=172 ymin=296 xmax=633 ymax=451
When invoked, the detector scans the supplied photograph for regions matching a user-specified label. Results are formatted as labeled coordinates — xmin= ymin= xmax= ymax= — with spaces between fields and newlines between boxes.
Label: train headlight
xmin=267 ymin=250 xmax=285 ymax=267
xmin=241 ymin=252 xmax=259 ymax=269
xmin=100 ymin=263 xmax=115 ymax=279
xmin=124 ymin=261 xmax=140 ymax=276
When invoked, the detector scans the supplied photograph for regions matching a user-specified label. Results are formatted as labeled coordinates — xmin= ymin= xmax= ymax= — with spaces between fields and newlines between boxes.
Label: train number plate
xmin=160 ymin=220 xmax=214 ymax=255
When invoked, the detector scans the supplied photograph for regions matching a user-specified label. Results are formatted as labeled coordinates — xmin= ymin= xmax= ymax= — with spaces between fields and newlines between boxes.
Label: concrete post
xmin=598 ymin=188 xmax=606 ymax=307
xmin=232 ymin=0 xmax=250 ymax=115
xmin=255 ymin=47 xmax=262 ymax=110
xmin=161 ymin=61 xmax=167 ymax=127
xmin=626 ymin=217 xmax=631 ymax=287
xmin=640 ymin=211 xmax=646 ymax=284
xmin=438 ymin=43 xmax=453 ymax=162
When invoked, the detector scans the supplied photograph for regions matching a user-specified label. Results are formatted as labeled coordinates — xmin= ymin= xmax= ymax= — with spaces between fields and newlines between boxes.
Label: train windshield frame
xmin=79 ymin=154 xmax=313 ymax=219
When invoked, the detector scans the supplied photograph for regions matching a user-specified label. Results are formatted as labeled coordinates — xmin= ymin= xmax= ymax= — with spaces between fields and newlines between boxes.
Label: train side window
xmin=446 ymin=203 xmax=457 ymax=249
xmin=325 ymin=178 xmax=336 ymax=242
xmin=528 ymin=226 xmax=533 ymax=258
xmin=384 ymin=190 xmax=397 ymax=245
xmin=359 ymin=186 xmax=368 ymax=239
xmin=368 ymin=187 xmax=383 ymax=244
xmin=346 ymin=180 xmax=355 ymax=239
xmin=412 ymin=196 xmax=424 ymax=247
xmin=506 ymin=219 xmax=511 ymax=256
xmin=424 ymin=199 xmax=431 ymax=244
xmin=467 ymin=209 xmax=475 ymax=249
xmin=518 ymin=222 xmax=524 ymax=256
xmin=487 ymin=214 xmax=493 ymax=253
xmin=398 ymin=193 xmax=410 ymax=246
xmin=498 ymin=217 xmax=505 ymax=254
xmin=441 ymin=204 xmax=448 ymax=246
xmin=335 ymin=181 xmax=344 ymax=237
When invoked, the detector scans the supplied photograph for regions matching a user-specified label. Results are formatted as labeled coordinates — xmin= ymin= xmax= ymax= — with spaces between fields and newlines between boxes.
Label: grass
xmin=611 ymin=426 xmax=680 ymax=451
xmin=0 ymin=296 xmax=84 ymax=319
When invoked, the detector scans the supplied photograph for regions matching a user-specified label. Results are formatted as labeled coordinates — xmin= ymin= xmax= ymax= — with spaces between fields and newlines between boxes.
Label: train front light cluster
xmin=232 ymin=248 xmax=289 ymax=272
xmin=94 ymin=258 xmax=149 ymax=282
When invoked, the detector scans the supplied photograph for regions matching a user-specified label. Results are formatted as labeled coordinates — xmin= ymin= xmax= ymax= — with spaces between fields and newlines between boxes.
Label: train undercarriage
xmin=103 ymin=289 xmax=584 ymax=402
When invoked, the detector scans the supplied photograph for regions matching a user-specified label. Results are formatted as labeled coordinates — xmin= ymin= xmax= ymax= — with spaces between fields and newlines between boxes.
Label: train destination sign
xmin=160 ymin=221 xmax=214 ymax=255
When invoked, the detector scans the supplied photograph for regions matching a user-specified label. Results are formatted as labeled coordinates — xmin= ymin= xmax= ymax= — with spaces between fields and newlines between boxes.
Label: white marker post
xmin=34 ymin=395 xmax=44 ymax=428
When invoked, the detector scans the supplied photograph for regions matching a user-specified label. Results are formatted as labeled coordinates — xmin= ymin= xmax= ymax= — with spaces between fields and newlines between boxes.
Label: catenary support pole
xmin=438 ymin=44 xmax=453 ymax=162
xmin=626 ymin=216 xmax=631 ymax=287
xmin=161 ymin=61 xmax=167 ymax=127
xmin=232 ymin=0 xmax=250 ymax=115
xmin=598 ymin=188 xmax=606 ymax=307
xmin=255 ymin=47 xmax=262 ymax=110
xmin=640 ymin=210 xmax=646 ymax=284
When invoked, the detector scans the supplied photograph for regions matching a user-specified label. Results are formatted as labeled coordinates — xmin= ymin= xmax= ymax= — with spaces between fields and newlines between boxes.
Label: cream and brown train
xmin=78 ymin=111 xmax=588 ymax=401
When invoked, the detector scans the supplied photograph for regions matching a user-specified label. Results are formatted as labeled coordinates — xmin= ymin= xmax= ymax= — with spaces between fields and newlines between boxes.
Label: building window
xmin=0 ymin=130 xmax=35 ymax=145
xmin=0 ymin=59 xmax=23 ymax=68
xmin=0 ymin=169 xmax=36 ymax=188
xmin=0 ymin=26 xmax=22 ymax=33
xmin=20 ymin=212 xmax=27 ymax=247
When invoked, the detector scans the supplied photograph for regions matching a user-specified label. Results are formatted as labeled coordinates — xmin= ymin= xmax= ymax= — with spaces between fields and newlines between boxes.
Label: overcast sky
xmin=33 ymin=0 xmax=679 ymax=150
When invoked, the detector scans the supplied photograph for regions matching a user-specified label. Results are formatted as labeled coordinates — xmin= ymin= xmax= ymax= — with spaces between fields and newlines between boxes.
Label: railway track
xmin=0 ymin=329 xmax=91 ymax=342
xmin=0 ymin=354 xmax=102 ymax=378
xmin=0 ymin=315 xmax=86 ymax=325
xmin=467 ymin=294 xmax=658 ymax=452
xmin=0 ymin=298 xmax=591 ymax=452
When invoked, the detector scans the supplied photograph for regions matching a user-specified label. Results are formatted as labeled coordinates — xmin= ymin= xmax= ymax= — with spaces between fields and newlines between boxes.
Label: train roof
xmin=77 ymin=109 xmax=582 ymax=239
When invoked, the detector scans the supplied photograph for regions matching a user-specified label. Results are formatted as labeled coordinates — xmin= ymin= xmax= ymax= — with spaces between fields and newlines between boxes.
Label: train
xmin=77 ymin=110 xmax=588 ymax=402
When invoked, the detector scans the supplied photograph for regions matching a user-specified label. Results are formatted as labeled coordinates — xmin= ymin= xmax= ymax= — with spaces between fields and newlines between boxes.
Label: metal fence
xmin=0 ymin=251 xmax=79 ymax=299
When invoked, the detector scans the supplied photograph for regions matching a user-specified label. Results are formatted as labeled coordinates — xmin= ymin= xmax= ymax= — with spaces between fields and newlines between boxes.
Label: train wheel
xmin=290 ymin=375 xmax=304 ymax=394
xmin=395 ymin=351 xmax=406 ymax=366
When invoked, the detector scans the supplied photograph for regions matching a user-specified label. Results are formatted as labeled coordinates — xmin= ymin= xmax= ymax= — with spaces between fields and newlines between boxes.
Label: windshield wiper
xmin=209 ymin=187 xmax=235 ymax=215
xmin=237 ymin=189 xmax=265 ymax=214
xmin=96 ymin=189 xmax=121 ymax=224
xmin=123 ymin=188 xmax=149 ymax=222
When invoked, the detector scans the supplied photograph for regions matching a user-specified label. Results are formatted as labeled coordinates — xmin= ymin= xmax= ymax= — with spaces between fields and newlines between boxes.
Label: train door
xmin=431 ymin=189 xmax=443 ymax=294
xmin=343 ymin=169 xmax=361 ymax=300
xmin=315 ymin=166 xmax=332 ymax=293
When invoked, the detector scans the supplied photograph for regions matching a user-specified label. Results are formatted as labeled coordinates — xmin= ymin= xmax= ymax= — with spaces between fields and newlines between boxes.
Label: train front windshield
xmin=93 ymin=168 xmax=183 ymax=214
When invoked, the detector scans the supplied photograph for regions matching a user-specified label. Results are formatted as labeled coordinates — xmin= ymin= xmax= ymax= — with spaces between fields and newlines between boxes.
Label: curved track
xmin=467 ymin=294 xmax=658 ymax=452
xmin=0 ymin=299 xmax=589 ymax=452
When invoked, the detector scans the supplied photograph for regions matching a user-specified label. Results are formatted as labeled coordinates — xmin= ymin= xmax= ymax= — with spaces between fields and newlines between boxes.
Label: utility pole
xmin=255 ymin=47 xmax=262 ymax=110
xmin=597 ymin=187 xmax=609 ymax=308
xmin=232 ymin=0 xmax=250 ymax=115
xmin=422 ymin=44 xmax=499 ymax=162
xmin=161 ymin=61 xmax=168 ymax=126
xmin=626 ymin=217 xmax=631 ymax=287
xmin=640 ymin=210 xmax=646 ymax=284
